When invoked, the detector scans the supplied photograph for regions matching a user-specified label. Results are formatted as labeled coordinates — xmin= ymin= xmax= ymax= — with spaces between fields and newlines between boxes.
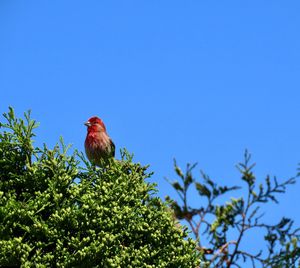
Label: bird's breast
xmin=85 ymin=132 xmax=110 ymax=153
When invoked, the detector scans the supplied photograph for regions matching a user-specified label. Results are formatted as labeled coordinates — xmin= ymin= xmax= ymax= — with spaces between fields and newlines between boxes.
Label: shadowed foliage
xmin=167 ymin=153 xmax=300 ymax=267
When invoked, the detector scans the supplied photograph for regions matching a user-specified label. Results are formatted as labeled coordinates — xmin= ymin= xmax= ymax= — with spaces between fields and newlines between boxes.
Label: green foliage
xmin=167 ymin=152 xmax=300 ymax=267
xmin=0 ymin=108 xmax=200 ymax=267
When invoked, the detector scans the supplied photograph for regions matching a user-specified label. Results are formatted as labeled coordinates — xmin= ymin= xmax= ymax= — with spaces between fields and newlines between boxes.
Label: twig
xmin=210 ymin=241 xmax=237 ymax=263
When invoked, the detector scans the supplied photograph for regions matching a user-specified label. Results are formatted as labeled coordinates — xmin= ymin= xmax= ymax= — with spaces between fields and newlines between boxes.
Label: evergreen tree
xmin=0 ymin=108 xmax=199 ymax=267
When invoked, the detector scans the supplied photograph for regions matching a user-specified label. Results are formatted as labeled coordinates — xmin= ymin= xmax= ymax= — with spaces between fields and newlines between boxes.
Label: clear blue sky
xmin=1 ymin=1 xmax=300 ymax=264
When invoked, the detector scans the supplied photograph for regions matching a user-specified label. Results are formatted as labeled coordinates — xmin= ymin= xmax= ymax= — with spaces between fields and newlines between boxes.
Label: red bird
xmin=84 ymin=116 xmax=115 ymax=167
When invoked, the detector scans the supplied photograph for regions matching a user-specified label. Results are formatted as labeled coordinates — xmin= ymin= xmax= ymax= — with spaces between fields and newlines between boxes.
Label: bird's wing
xmin=110 ymin=139 xmax=116 ymax=157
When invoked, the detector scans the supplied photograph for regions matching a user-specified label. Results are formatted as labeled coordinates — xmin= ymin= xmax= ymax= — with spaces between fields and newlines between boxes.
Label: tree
xmin=0 ymin=108 xmax=199 ymax=267
xmin=166 ymin=154 xmax=300 ymax=267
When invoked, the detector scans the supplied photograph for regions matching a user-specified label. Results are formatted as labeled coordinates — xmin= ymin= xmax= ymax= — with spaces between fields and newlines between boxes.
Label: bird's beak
xmin=84 ymin=121 xmax=91 ymax=127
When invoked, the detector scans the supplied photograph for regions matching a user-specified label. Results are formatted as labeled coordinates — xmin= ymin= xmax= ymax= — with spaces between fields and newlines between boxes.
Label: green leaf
xmin=172 ymin=181 xmax=184 ymax=192
xmin=195 ymin=182 xmax=211 ymax=198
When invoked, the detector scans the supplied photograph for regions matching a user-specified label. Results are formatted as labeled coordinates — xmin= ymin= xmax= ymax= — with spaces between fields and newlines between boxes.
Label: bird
xmin=84 ymin=116 xmax=115 ymax=167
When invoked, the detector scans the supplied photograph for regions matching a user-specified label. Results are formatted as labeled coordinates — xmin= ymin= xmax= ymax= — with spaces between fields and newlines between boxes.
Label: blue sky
xmin=1 ymin=1 xmax=300 ymax=264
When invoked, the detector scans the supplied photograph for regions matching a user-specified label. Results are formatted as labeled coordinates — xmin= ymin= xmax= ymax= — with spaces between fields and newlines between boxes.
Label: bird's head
xmin=84 ymin=116 xmax=106 ymax=133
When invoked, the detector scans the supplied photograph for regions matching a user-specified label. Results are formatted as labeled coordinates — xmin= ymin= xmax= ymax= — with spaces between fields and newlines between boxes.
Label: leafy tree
xmin=0 ymin=107 xmax=199 ymax=267
xmin=166 ymin=154 xmax=300 ymax=267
